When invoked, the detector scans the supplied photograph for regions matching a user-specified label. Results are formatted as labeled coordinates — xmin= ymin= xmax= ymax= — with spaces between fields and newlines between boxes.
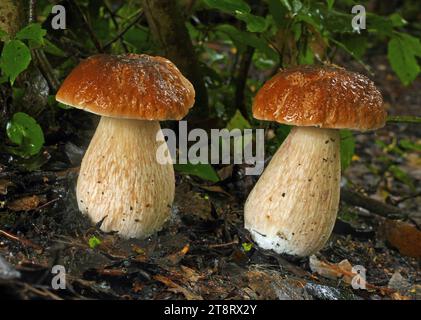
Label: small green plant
xmin=174 ymin=163 xmax=220 ymax=182
xmin=88 ymin=236 xmax=102 ymax=249
xmin=0 ymin=23 xmax=46 ymax=84
xmin=6 ymin=112 xmax=45 ymax=158
xmin=242 ymin=242 xmax=253 ymax=252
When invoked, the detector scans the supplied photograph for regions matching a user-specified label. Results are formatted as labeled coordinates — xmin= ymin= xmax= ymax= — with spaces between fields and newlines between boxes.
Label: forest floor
xmin=0 ymin=53 xmax=420 ymax=300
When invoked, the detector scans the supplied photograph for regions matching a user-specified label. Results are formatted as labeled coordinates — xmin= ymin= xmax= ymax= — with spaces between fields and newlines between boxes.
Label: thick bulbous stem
xmin=77 ymin=116 xmax=175 ymax=239
xmin=244 ymin=126 xmax=341 ymax=257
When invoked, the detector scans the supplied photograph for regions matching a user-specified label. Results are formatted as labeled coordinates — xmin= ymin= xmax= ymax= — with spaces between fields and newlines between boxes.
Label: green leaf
xmin=338 ymin=35 xmax=367 ymax=59
xmin=88 ymin=236 xmax=102 ymax=249
xmin=123 ymin=26 xmax=149 ymax=51
xmin=268 ymin=0 xmax=289 ymax=28
xmin=204 ymin=0 xmax=266 ymax=33
xmin=227 ymin=110 xmax=251 ymax=130
xmin=389 ymin=13 xmax=407 ymax=27
xmin=399 ymin=33 xmax=421 ymax=58
xmin=388 ymin=165 xmax=414 ymax=189
xmin=326 ymin=0 xmax=335 ymax=10
xmin=340 ymin=130 xmax=355 ymax=170
xmin=215 ymin=24 xmax=278 ymax=61
xmin=0 ymin=40 xmax=31 ymax=85
xmin=6 ymin=112 xmax=45 ymax=158
xmin=235 ymin=11 xmax=268 ymax=33
xmin=399 ymin=139 xmax=421 ymax=152
xmin=298 ymin=45 xmax=314 ymax=64
xmin=203 ymin=0 xmax=250 ymax=14
xmin=388 ymin=35 xmax=421 ymax=86
xmin=291 ymin=0 xmax=303 ymax=14
xmin=174 ymin=163 xmax=220 ymax=183
xmin=15 ymin=23 xmax=46 ymax=47
xmin=43 ymin=39 xmax=66 ymax=57
xmin=366 ymin=13 xmax=395 ymax=35
xmin=280 ymin=0 xmax=292 ymax=11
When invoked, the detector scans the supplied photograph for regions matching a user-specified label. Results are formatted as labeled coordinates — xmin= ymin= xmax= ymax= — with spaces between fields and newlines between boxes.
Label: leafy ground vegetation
xmin=0 ymin=0 xmax=420 ymax=300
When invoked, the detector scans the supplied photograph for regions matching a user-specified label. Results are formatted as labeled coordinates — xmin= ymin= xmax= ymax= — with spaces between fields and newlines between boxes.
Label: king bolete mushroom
xmin=56 ymin=54 xmax=195 ymax=238
xmin=245 ymin=65 xmax=386 ymax=257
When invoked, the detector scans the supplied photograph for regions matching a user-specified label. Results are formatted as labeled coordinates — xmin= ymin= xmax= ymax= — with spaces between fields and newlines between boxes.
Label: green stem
xmin=387 ymin=115 xmax=421 ymax=124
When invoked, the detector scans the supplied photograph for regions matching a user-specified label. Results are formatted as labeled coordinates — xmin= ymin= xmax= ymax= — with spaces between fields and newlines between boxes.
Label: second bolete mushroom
xmin=245 ymin=65 xmax=386 ymax=257
xmin=56 ymin=54 xmax=195 ymax=239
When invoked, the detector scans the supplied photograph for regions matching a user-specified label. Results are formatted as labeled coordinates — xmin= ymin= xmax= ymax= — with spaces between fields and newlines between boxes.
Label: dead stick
xmin=0 ymin=230 xmax=42 ymax=250
xmin=340 ymin=188 xmax=407 ymax=218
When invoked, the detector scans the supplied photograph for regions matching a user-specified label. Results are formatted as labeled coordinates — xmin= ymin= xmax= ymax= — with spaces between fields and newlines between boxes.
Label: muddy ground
xmin=0 ymin=53 xmax=420 ymax=300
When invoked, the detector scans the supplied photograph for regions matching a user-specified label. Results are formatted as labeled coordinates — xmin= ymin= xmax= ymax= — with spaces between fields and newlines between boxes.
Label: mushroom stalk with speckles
xmin=77 ymin=117 xmax=174 ymax=238
xmin=245 ymin=126 xmax=341 ymax=256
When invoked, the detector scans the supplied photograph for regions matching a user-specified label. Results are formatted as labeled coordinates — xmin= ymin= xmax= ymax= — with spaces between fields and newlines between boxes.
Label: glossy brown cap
xmin=253 ymin=65 xmax=386 ymax=131
xmin=56 ymin=54 xmax=195 ymax=120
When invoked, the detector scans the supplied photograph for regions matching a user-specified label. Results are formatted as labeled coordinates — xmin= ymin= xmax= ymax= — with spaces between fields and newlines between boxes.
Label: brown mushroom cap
xmin=253 ymin=65 xmax=386 ymax=131
xmin=56 ymin=54 xmax=195 ymax=120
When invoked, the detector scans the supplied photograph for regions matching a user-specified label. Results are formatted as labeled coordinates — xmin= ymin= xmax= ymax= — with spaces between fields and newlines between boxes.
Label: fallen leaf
xmin=7 ymin=195 xmax=42 ymax=211
xmin=159 ymin=244 xmax=190 ymax=266
xmin=199 ymin=185 xmax=232 ymax=197
xmin=388 ymin=271 xmax=411 ymax=293
xmin=153 ymin=274 xmax=203 ymax=300
xmin=309 ymin=255 xmax=354 ymax=283
xmin=179 ymin=265 xmax=203 ymax=283
xmin=216 ymin=165 xmax=234 ymax=181
xmin=379 ymin=219 xmax=421 ymax=258
xmin=0 ymin=179 xmax=14 ymax=195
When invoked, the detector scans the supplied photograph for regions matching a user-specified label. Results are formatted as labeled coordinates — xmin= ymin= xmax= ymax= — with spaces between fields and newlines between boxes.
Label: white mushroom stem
xmin=244 ymin=126 xmax=341 ymax=257
xmin=77 ymin=116 xmax=174 ymax=239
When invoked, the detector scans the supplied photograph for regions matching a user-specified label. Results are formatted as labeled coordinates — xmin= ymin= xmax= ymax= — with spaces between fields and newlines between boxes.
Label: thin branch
xmin=0 ymin=229 xmax=43 ymax=250
xmin=33 ymin=49 xmax=60 ymax=92
xmin=102 ymin=12 xmax=144 ymax=50
xmin=103 ymin=0 xmax=129 ymax=52
xmin=71 ymin=1 xmax=103 ymax=53
xmin=340 ymin=188 xmax=408 ymax=218
xmin=234 ymin=46 xmax=255 ymax=121
xmin=387 ymin=115 xmax=421 ymax=124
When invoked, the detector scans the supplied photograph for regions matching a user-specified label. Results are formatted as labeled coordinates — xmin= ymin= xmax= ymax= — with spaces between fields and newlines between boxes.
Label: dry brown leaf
xmin=153 ymin=274 xmax=203 ymax=300
xmin=180 ymin=265 xmax=202 ymax=283
xmin=160 ymin=244 xmax=190 ymax=266
xmin=379 ymin=220 xmax=421 ymax=258
xmin=309 ymin=255 xmax=355 ymax=283
xmin=7 ymin=195 xmax=41 ymax=211
xmin=0 ymin=179 xmax=14 ymax=195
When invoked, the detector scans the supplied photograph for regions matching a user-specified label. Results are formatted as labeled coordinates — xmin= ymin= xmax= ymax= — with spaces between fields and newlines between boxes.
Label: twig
xmin=387 ymin=115 xmax=421 ymax=124
xmin=394 ymin=192 xmax=421 ymax=205
xmin=208 ymin=240 xmax=239 ymax=248
xmin=340 ymin=188 xmax=408 ymax=218
xmin=71 ymin=1 xmax=103 ymax=52
xmin=34 ymin=198 xmax=59 ymax=211
xmin=103 ymin=12 xmax=143 ymax=50
xmin=23 ymin=283 xmax=63 ymax=300
xmin=33 ymin=49 xmax=60 ymax=92
xmin=0 ymin=230 xmax=42 ymax=250
xmin=234 ymin=46 xmax=255 ymax=121
xmin=103 ymin=0 xmax=129 ymax=52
